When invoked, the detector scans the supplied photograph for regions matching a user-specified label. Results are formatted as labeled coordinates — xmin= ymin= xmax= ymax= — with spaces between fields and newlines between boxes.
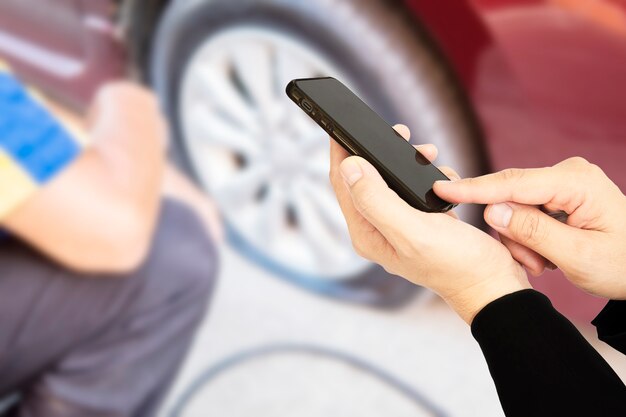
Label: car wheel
xmin=150 ymin=0 xmax=486 ymax=307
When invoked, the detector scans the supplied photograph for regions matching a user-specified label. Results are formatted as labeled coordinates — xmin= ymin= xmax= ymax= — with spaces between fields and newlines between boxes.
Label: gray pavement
xmin=160 ymin=246 xmax=626 ymax=417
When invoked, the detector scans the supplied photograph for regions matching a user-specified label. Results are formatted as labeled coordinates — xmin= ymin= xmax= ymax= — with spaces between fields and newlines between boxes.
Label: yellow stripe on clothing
xmin=0 ymin=149 xmax=38 ymax=219
xmin=0 ymin=59 xmax=10 ymax=73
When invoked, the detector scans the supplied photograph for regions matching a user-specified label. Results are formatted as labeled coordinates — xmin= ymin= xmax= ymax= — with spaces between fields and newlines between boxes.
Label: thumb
xmin=340 ymin=156 xmax=422 ymax=240
xmin=485 ymin=202 xmax=582 ymax=268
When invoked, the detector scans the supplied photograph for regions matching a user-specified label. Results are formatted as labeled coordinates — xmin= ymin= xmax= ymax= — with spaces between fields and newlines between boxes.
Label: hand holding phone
xmin=327 ymin=130 xmax=530 ymax=324
xmin=286 ymin=77 xmax=455 ymax=213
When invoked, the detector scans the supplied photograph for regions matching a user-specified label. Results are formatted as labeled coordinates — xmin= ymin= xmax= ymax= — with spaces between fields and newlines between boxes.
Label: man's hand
xmin=434 ymin=157 xmax=626 ymax=299
xmin=331 ymin=125 xmax=531 ymax=323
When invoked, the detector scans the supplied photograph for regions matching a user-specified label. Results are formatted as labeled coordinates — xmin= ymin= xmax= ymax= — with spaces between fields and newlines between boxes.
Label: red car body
xmin=1 ymin=0 xmax=625 ymax=320
xmin=406 ymin=0 xmax=626 ymax=320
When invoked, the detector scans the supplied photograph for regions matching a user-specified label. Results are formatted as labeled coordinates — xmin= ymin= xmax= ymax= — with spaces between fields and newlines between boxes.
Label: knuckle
xmin=566 ymin=156 xmax=590 ymax=167
xmin=516 ymin=211 xmax=549 ymax=246
xmin=587 ymin=162 xmax=605 ymax=177
xmin=563 ymin=157 xmax=594 ymax=176
xmin=499 ymin=168 xmax=524 ymax=182
xmin=562 ymin=156 xmax=606 ymax=184
xmin=102 ymin=81 xmax=138 ymax=96
xmin=455 ymin=176 xmax=476 ymax=195
xmin=463 ymin=176 xmax=476 ymax=187
xmin=98 ymin=82 xmax=157 ymax=108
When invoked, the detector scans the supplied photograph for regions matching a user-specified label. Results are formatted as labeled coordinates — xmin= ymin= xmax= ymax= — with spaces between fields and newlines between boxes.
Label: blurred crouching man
xmin=0 ymin=68 xmax=222 ymax=417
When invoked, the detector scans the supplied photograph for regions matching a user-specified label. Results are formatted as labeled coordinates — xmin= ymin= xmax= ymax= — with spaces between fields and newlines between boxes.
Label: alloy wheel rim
xmin=180 ymin=27 xmax=371 ymax=280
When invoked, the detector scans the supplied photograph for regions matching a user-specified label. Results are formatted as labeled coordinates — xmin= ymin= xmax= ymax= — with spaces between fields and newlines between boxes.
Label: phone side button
xmin=334 ymin=133 xmax=358 ymax=155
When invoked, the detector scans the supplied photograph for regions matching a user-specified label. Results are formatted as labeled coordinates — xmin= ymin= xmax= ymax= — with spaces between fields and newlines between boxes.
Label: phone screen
xmin=292 ymin=77 xmax=453 ymax=212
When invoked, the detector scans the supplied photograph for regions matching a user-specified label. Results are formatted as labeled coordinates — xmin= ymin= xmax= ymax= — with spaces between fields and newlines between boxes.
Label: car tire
xmin=150 ymin=0 xmax=487 ymax=308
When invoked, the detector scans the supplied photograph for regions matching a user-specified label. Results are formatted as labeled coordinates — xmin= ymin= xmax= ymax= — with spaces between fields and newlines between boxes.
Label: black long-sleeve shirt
xmin=471 ymin=290 xmax=626 ymax=416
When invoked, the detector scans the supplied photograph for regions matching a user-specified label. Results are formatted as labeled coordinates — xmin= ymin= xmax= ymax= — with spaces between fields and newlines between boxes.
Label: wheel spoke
xmin=289 ymin=184 xmax=349 ymax=267
xmin=257 ymin=184 xmax=287 ymax=245
xmin=213 ymin=162 xmax=271 ymax=210
xmin=188 ymin=106 xmax=261 ymax=157
xmin=301 ymin=180 xmax=349 ymax=237
xmin=230 ymin=43 xmax=276 ymax=114
xmin=191 ymin=61 xmax=259 ymax=132
xmin=300 ymin=128 xmax=326 ymax=152
xmin=303 ymin=152 xmax=330 ymax=181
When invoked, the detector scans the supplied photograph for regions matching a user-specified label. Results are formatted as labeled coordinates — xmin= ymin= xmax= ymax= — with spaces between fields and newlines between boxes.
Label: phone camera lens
xmin=301 ymin=99 xmax=313 ymax=113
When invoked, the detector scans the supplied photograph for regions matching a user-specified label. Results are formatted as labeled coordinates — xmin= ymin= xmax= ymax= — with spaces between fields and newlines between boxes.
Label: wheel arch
xmin=401 ymin=0 xmax=496 ymax=94
xmin=396 ymin=0 xmax=494 ymax=182
xmin=122 ymin=0 xmax=498 ymax=98
xmin=125 ymin=0 xmax=494 ymax=224
xmin=141 ymin=0 xmax=497 ymax=303
xmin=120 ymin=0 xmax=173 ymax=79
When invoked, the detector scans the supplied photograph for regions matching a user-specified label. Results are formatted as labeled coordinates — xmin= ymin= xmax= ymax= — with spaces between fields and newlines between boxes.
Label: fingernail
xmin=340 ymin=158 xmax=363 ymax=186
xmin=489 ymin=203 xmax=513 ymax=228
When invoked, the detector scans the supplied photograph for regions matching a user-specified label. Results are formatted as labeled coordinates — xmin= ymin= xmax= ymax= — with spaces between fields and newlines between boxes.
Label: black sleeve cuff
xmin=592 ymin=300 xmax=626 ymax=355
xmin=471 ymin=289 xmax=626 ymax=417
xmin=471 ymin=289 xmax=552 ymax=342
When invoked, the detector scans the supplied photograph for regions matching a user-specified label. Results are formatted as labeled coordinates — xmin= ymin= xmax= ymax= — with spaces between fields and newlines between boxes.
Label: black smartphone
xmin=286 ymin=77 xmax=456 ymax=213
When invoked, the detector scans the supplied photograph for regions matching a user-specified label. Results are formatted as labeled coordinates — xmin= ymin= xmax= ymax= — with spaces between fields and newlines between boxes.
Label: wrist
xmin=444 ymin=270 xmax=532 ymax=324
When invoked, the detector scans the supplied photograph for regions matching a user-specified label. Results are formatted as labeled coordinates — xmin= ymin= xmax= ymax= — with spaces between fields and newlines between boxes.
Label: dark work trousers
xmin=0 ymin=199 xmax=219 ymax=417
